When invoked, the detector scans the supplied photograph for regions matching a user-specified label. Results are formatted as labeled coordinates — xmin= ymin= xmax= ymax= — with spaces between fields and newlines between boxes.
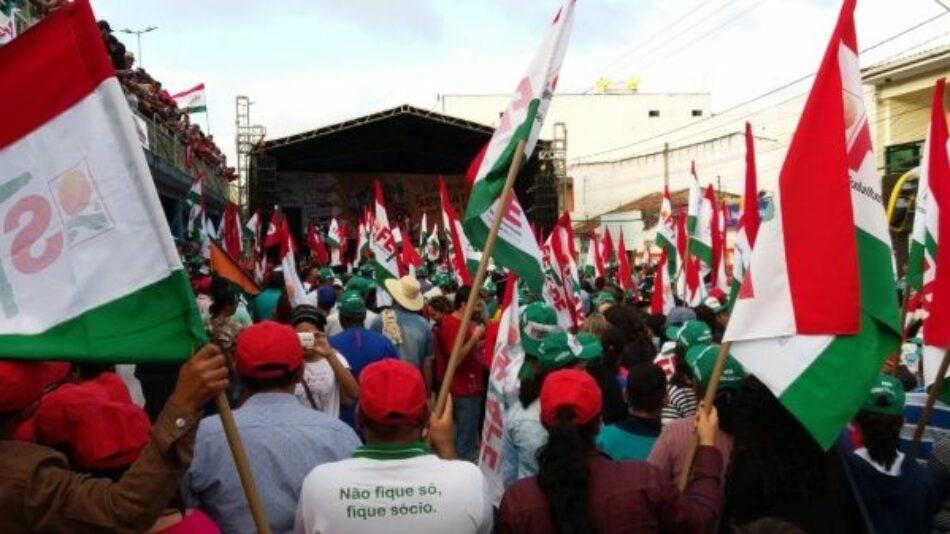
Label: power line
xmin=568 ymin=9 xmax=950 ymax=163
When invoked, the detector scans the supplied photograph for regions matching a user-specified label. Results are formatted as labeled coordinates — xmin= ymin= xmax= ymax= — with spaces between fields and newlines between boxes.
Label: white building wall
xmin=568 ymin=82 xmax=880 ymax=220
xmin=440 ymin=92 xmax=711 ymax=163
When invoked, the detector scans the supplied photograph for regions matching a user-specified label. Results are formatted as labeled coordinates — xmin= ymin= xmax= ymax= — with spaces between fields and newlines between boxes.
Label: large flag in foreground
xmin=479 ymin=273 xmax=522 ymax=506
xmin=724 ymin=0 xmax=901 ymax=449
xmin=917 ymin=78 xmax=950 ymax=395
xmin=464 ymin=0 xmax=575 ymax=293
xmin=0 ymin=0 xmax=205 ymax=361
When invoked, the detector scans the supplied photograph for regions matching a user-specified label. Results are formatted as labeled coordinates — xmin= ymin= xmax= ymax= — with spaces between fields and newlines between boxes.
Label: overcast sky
xmin=89 ymin=0 xmax=950 ymax=164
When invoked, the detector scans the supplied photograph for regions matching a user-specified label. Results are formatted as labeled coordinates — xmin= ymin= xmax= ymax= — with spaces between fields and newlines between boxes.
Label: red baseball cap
xmin=540 ymin=369 xmax=603 ymax=427
xmin=236 ymin=321 xmax=303 ymax=378
xmin=90 ymin=372 xmax=133 ymax=404
xmin=41 ymin=362 xmax=72 ymax=390
xmin=0 ymin=361 xmax=46 ymax=413
xmin=33 ymin=383 xmax=150 ymax=471
xmin=359 ymin=359 xmax=427 ymax=425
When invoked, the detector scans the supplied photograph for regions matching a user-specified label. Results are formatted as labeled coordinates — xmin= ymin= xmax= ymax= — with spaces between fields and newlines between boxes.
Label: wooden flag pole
xmin=435 ymin=139 xmax=527 ymax=417
xmin=677 ymin=341 xmax=732 ymax=491
xmin=214 ymin=393 xmax=272 ymax=534
xmin=908 ymin=345 xmax=950 ymax=460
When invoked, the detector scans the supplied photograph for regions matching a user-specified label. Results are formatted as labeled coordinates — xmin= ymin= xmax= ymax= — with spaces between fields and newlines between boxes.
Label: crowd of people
xmin=0 ymin=244 xmax=944 ymax=534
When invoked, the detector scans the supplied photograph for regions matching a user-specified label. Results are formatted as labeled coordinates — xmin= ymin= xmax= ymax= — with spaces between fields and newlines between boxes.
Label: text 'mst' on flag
xmin=0 ymin=0 xmax=206 ymax=362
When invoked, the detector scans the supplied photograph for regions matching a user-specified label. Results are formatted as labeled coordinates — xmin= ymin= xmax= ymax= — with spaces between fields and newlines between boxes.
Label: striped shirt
xmin=900 ymin=391 xmax=950 ymax=463
xmin=661 ymin=385 xmax=697 ymax=426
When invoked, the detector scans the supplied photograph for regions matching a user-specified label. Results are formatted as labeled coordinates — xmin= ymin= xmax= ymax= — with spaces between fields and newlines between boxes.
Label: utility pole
xmin=118 ymin=26 xmax=157 ymax=68
xmin=663 ymin=142 xmax=670 ymax=188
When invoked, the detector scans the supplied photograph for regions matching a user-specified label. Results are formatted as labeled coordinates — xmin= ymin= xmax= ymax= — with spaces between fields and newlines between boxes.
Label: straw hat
xmin=384 ymin=275 xmax=424 ymax=312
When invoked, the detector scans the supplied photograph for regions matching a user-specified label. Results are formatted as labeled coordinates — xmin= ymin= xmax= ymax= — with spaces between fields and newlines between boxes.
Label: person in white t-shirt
xmin=291 ymin=305 xmax=359 ymax=419
xmin=294 ymin=359 xmax=493 ymax=534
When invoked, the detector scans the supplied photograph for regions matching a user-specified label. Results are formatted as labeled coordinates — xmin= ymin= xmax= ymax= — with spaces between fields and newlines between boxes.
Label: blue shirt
xmin=370 ymin=307 xmax=434 ymax=370
xmin=596 ymin=416 xmax=662 ymax=461
xmin=184 ymin=393 xmax=361 ymax=534
xmin=501 ymin=400 xmax=547 ymax=487
xmin=330 ymin=327 xmax=399 ymax=427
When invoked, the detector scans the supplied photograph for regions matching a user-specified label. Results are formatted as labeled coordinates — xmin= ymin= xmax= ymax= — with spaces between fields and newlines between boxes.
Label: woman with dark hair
xmin=498 ymin=369 xmax=723 ymax=534
xmin=501 ymin=332 xmax=601 ymax=487
xmin=604 ymin=305 xmax=656 ymax=361
xmin=721 ymin=376 xmax=868 ymax=533
xmin=845 ymin=374 xmax=935 ymax=533
xmin=593 ymin=327 xmax=629 ymax=425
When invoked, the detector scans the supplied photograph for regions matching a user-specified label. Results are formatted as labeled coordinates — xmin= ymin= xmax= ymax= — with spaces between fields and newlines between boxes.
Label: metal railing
xmin=142 ymin=115 xmax=229 ymax=200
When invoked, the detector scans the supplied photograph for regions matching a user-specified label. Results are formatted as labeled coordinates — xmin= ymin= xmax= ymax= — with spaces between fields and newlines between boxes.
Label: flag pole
xmin=435 ymin=139 xmax=527 ymax=417
xmin=677 ymin=341 xmax=732 ymax=491
xmin=908 ymin=345 xmax=950 ymax=460
xmin=214 ymin=394 xmax=272 ymax=534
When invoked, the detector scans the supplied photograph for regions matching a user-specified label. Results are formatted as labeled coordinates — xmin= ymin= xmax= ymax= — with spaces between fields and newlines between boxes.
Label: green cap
xmin=435 ymin=273 xmax=453 ymax=288
xmin=345 ymin=276 xmax=374 ymax=295
xmin=521 ymin=332 xmax=602 ymax=380
xmin=665 ymin=320 xmax=713 ymax=349
xmin=318 ymin=267 xmax=335 ymax=281
xmin=416 ymin=266 xmax=429 ymax=277
xmin=338 ymin=290 xmax=366 ymax=316
xmin=482 ymin=279 xmax=497 ymax=296
xmin=359 ymin=264 xmax=375 ymax=278
xmin=592 ymin=292 xmax=615 ymax=306
xmin=703 ymin=296 xmax=725 ymax=314
xmin=520 ymin=302 xmax=560 ymax=357
xmin=687 ymin=344 xmax=745 ymax=393
xmin=861 ymin=374 xmax=905 ymax=416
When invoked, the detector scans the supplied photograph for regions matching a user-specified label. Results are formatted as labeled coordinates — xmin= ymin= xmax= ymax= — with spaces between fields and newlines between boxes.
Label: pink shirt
xmin=647 ymin=414 xmax=733 ymax=485
xmin=154 ymin=510 xmax=219 ymax=534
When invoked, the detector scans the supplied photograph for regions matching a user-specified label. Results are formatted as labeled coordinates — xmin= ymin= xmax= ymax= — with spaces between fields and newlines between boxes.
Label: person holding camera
xmin=183 ymin=321 xmax=360 ymax=534
xmin=291 ymin=305 xmax=359 ymax=418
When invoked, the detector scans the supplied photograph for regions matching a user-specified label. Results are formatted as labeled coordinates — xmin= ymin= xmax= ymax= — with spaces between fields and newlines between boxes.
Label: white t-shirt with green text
xmin=294 ymin=442 xmax=493 ymax=534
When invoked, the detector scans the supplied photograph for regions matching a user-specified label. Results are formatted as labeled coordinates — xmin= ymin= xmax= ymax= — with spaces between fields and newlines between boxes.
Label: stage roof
xmin=259 ymin=104 xmax=497 ymax=174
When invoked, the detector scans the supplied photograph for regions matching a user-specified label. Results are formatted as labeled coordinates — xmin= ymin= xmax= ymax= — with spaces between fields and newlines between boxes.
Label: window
xmin=648 ymin=110 xmax=660 ymax=118
xmin=885 ymin=141 xmax=923 ymax=175
xmin=691 ymin=109 xmax=703 ymax=117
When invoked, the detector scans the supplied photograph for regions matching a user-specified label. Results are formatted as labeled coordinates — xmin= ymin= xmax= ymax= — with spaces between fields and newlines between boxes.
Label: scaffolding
xmin=234 ymin=95 xmax=266 ymax=211
xmin=551 ymin=122 xmax=568 ymax=213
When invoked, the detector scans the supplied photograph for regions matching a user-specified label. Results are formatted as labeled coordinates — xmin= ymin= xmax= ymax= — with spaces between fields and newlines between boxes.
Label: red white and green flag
xmin=656 ymin=185 xmax=679 ymax=278
xmin=689 ymin=183 xmax=716 ymax=273
xmin=440 ymin=177 xmax=477 ymax=285
xmin=917 ymin=78 xmax=950 ymax=395
xmin=185 ymin=178 xmax=203 ymax=244
xmin=371 ymin=181 xmax=401 ymax=282
xmin=0 ymin=0 xmax=205 ymax=362
xmin=424 ymin=222 xmax=442 ymax=263
xmin=170 ymin=83 xmax=207 ymax=114
xmin=712 ymin=200 xmax=729 ymax=293
xmin=724 ymin=0 xmax=901 ymax=449
xmin=729 ymin=122 xmax=762 ymax=312
xmin=686 ymin=162 xmax=702 ymax=234
xmin=479 ymin=272 xmax=522 ymax=506
xmin=551 ymin=213 xmax=585 ymax=328
xmin=327 ymin=216 xmax=345 ymax=266
xmin=244 ymin=209 xmax=261 ymax=257
xmin=463 ymin=0 xmax=576 ymax=294
xmin=419 ymin=212 xmax=429 ymax=248
xmin=650 ymin=250 xmax=674 ymax=315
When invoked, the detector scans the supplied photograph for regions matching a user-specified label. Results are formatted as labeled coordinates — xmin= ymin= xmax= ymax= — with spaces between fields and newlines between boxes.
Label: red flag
xmin=401 ymin=225 xmax=423 ymax=269
xmin=465 ymin=142 xmax=489 ymax=191
xmin=439 ymin=177 xmax=473 ymax=285
xmin=743 ymin=122 xmax=761 ymax=247
xmin=601 ymin=227 xmax=615 ymax=266
xmin=278 ymin=214 xmax=295 ymax=258
xmin=222 ymin=202 xmax=242 ymax=259
xmin=651 ymin=250 xmax=673 ymax=315
xmin=617 ymin=228 xmax=634 ymax=291
xmin=711 ymin=190 xmax=725 ymax=288
xmin=924 ymin=77 xmax=950 ymax=352
xmin=308 ymin=221 xmax=329 ymax=266
xmin=264 ymin=209 xmax=282 ymax=249
xmin=556 ymin=211 xmax=578 ymax=260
